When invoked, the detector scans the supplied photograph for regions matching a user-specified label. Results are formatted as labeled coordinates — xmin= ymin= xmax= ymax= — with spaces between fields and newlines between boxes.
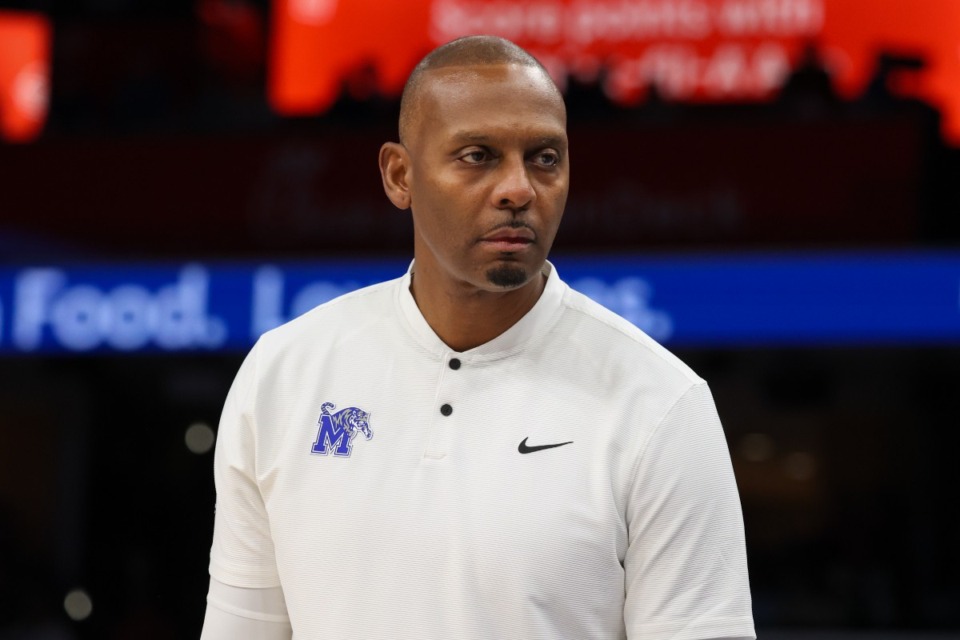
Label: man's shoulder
xmin=557 ymin=283 xmax=702 ymax=388
xmin=257 ymin=276 xmax=401 ymax=353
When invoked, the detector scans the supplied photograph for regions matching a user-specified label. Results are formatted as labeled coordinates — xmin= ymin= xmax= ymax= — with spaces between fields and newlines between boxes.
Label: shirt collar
xmin=397 ymin=260 xmax=565 ymax=360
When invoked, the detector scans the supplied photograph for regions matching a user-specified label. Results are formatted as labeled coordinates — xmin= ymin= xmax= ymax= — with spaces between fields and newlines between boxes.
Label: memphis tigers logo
xmin=311 ymin=402 xmax=373 ymax=457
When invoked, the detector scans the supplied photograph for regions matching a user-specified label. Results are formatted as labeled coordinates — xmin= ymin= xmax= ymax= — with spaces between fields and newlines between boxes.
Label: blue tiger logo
xmin=311 ymin=402 xmax=373 ymax=457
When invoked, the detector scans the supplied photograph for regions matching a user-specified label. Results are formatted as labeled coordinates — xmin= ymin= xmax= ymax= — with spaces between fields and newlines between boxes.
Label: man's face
xmin=403 ymin=64 xmax=569 ymax=295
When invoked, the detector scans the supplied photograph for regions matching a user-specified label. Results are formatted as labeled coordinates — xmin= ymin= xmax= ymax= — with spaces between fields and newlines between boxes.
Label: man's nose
xmin=492 ymin=154 xmax=535 ymax=212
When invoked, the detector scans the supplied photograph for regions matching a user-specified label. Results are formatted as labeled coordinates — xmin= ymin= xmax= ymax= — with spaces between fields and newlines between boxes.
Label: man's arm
xmin=204 ymin=344 xmax=290 ymax=636
xmin=201 ymin=577 xmax=292 ymax=640
xmin=623 ymin=381 xmax=756 ymax=640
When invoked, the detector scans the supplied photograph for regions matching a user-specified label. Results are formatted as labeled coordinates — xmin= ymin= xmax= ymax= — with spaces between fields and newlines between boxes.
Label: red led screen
xmin=0 ymin=11 xmax=51 ymax=143
xmin=268 ymin=0 xmax=960 ymax=143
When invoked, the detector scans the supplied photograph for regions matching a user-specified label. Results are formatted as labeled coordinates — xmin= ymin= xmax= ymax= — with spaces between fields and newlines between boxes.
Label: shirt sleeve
xmin=200 ymin=576 xmax=292 ymax=639
xmin=623 ymin=381 xmax=756 ymax=640
xmin=208 ymin=343 xmax=282 ymax=588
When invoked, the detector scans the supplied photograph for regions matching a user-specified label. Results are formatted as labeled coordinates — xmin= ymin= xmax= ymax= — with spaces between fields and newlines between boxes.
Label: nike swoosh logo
xmin=518 ymin=437 xmax=573 ymax=454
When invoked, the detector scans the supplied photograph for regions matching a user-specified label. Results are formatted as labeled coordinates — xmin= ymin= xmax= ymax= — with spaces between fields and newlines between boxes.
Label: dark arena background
xmin=1 ymin=0 xmax=959 ymax=638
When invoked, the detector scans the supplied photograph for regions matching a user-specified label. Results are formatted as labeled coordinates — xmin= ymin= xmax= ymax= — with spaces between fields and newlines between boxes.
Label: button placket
xmin=440 ymin=355 xmax=462 ymax=416
xmin=423 ymin=355 xmax=465 ymax=460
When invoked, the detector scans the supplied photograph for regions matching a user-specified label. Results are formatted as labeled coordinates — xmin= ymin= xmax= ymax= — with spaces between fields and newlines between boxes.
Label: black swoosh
xmin=518 ymin=437 xmax=573 ymax=454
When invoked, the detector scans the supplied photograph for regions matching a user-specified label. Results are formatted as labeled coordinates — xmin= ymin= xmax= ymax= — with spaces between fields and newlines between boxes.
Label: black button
xmin=449 ymin=358 xmax=461 ymax=370
xmin=440 ymin=404 xmax=453 ymax=416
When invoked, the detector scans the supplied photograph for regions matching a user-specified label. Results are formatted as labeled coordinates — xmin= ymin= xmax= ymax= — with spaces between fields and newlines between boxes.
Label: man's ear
xmin=379 ymin=142 xmax=412 ymax=210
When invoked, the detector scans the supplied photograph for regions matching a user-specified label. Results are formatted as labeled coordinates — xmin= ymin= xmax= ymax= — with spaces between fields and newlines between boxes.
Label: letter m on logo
xmin=311 ymin=413 xmax=352 ymax=457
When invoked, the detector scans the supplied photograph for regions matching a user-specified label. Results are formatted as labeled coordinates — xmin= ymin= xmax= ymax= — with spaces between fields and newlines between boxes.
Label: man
xmin=201 ymin=35 xmax=756 ymax=639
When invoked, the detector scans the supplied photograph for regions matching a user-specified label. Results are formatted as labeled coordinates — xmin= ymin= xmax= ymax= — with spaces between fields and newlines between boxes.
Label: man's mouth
xmin=479 ymin=226 xmax=536 ymax=246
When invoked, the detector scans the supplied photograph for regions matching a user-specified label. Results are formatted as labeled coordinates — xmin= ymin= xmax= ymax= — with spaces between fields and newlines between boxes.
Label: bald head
xmin=398 ymin=35 xmax=562 ymax=146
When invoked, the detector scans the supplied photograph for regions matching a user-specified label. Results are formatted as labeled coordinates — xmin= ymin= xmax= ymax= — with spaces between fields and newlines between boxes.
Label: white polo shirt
xmin=208 ymin=263 xmax=755 ymax=640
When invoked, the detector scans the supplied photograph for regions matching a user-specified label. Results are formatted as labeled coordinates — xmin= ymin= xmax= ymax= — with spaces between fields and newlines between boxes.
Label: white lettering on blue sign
xmin=11 ymin=265 xmax=227 ymax=352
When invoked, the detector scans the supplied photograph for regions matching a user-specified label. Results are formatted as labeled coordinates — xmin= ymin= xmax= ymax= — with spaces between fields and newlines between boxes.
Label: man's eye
xmin=460 ymin=150 xmax=488 ymax=164
xmin=535 ymin=152 xmax=560 ymax=167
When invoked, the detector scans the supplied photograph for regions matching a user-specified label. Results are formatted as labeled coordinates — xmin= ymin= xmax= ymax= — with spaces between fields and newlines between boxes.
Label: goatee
xmin=486 ymin=264 xmax=528 ymax=289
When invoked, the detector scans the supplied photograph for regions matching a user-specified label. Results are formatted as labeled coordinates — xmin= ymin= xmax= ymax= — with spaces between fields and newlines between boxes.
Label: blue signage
xmin=0 ymin=252 xmax=958 ymax=355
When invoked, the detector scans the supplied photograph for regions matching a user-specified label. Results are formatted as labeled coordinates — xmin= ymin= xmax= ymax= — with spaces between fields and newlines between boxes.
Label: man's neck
xmin=409 ymin=269 xmax=546 ymax=352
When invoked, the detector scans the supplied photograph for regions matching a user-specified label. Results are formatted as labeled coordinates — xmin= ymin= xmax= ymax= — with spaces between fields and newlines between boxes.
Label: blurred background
xmin=1 ymin=0 xmax=959 ymax=638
